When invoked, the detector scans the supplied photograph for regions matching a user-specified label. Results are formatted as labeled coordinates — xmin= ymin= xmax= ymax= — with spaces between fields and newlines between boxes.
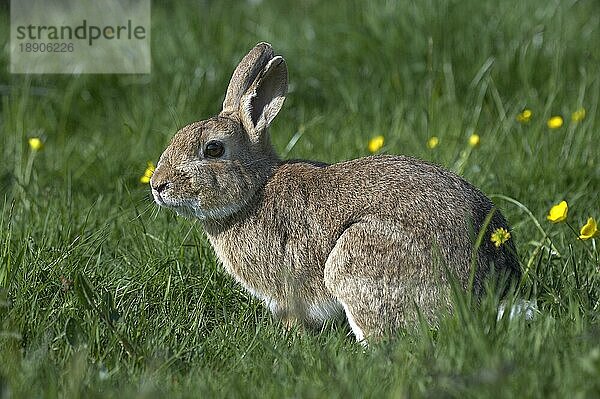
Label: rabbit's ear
xmin=221 ymin=43 xmax=274 ymax=116
xmin=239 ymin=56 xmax=288 ymax=140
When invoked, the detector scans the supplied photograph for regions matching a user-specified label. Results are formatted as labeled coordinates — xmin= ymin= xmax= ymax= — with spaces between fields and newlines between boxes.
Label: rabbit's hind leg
xmin=324 ymin=221 xmax=445 ymax=342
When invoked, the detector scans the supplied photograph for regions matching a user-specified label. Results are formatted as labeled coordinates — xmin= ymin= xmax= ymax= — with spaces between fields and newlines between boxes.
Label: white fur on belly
xmin=307 ymin=300 xmax=344 ymax=323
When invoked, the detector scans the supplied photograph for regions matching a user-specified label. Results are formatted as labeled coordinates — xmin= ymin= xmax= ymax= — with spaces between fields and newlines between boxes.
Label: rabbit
xmin=150 ymin=42 xmax=521 ymax=342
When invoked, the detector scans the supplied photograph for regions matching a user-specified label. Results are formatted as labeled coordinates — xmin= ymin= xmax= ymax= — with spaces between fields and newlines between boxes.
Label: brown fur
xmin=150 ymin=43 xmax=520 ymax=342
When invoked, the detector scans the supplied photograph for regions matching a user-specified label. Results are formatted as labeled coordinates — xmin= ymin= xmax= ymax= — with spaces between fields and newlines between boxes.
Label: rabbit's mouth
xmin=152 ymin=186 xmax=245 ymax=221
xmin=152 ymin=188 xmax=188 ymax=210
xmin=151 ymin=188 xmax=170 ymax=207
xmin=153 ymin=191 xmax=198 ymax=219
xmin=154 ymin=193 xmax=244 ymax=222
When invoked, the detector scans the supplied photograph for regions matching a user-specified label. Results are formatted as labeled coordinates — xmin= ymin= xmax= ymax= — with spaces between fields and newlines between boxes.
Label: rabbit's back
xmin=271 ymin=155 xmax=517 ymax=282
xmin=274 ymin=156 xmax=506 ymax=250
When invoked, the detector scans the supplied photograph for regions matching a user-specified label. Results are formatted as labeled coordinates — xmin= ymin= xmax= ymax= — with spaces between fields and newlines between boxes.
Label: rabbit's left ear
xmin=221 ymin=43 xmax=274 ymax=116
xmin=239 ymin=56 xmax=288 ymax=141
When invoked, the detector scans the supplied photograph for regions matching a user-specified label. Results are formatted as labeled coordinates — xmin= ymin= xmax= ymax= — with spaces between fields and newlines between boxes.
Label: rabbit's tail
xmin=497 ymin=299 xmax=538 ymax=321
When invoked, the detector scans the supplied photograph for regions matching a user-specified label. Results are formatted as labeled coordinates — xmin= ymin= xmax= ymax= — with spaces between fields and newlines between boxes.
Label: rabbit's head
xmin=150 ymin=43 xmax=287 ymax=220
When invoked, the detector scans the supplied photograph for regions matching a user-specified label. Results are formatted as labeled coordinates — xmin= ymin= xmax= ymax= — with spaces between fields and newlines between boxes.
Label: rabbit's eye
xmin=204 ymin=140 xmax=224 ymax=158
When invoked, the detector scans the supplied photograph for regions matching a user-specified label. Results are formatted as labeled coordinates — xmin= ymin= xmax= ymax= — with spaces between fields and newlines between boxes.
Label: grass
xmin=1 ymin=0 xmax=599 ymax=397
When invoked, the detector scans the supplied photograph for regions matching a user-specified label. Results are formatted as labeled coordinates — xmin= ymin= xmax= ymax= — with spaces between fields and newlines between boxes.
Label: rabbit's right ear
xmin=221 ymin=43 xmax=274 ymax=116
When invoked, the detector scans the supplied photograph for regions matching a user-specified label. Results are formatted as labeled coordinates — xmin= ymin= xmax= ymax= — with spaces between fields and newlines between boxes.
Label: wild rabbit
xmin=150 ymin=42 xmax=520 ymax=342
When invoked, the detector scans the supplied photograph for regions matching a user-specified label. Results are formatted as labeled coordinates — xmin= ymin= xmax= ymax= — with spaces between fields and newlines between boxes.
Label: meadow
xmin=1 ymin=0 xmax=599 ymax=397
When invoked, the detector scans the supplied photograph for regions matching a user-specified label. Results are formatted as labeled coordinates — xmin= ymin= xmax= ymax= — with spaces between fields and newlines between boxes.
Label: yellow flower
xmin=468 ymin=134 xmax=480 ymax=148
xmin=140 ymin=161 xmax=155 ymax=184
xmin=368 ymin=135 xmax=385 ymax=153
xmin=427 ymin=136 xmax=439 ymax=149
xmin=547 ymin=200 xmax=568 ymax=223
xmin=28 ymin=137 xmax=44 ymax=151
xmin=579 ymin=217 xmax=598 ymax=240
xmin=571 ymin=108 xmax=586 ymax=123
xmin=516 ymin=109 xmax=532 ymax=123
xmin=547 ymin=116 xmax=563 ymax=129
xmin=491 ymin=227 xmax=511 ymax=248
